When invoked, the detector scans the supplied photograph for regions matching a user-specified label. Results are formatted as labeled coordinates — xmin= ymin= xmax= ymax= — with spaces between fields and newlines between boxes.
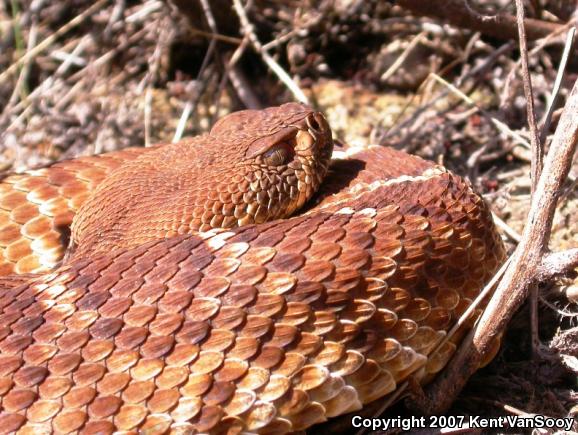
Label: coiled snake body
xmin=0 ymin=104 xmax=504 ymax=434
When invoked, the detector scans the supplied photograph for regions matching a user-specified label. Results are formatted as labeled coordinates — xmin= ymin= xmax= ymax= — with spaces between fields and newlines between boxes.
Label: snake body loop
xmin=0 ymin=104 xmax=505 ymax=434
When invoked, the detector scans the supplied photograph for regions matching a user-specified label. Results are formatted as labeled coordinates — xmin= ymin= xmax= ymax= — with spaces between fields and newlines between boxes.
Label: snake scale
xmin=0 ymin=103 xmax=505 ymax=434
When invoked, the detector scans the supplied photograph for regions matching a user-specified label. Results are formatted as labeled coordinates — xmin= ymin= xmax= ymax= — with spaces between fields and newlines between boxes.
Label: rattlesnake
xmin=0 ymin=103 xmax=504 ymax=433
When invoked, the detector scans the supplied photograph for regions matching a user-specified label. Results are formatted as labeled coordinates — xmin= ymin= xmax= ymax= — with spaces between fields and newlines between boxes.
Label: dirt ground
xmin=1 ymin=0 xmax=577 ymax=433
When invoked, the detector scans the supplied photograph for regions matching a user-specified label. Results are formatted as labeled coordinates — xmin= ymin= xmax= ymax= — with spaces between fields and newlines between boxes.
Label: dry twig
xmin=0 ymin=0 xmax=108 ymax=84
xmin=173 ymin=0 xmax=218 ymax=143
xmin=515 ymin=0 xmax=543 ymax=187
xmin=232 ymin=0 xmax=309 ymax=104
xmin=514 ymin=0 xmax=544 ymax=357
xmin=397 ymin=0 xmax=566 ymax=41
xmin=380 ymin=42 xmax=515 ymax=146
xmin=540 ymin=27 xmax=576 ymax=143
xmin=217 ymin=37 xmax=263 ymax=111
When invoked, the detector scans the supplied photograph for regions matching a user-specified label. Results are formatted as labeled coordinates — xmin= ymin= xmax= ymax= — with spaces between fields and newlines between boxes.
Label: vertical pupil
xmin=265 ymin=145 xmax=288 ymax=165
xmin=275 ymin=149 xmax=285 ymax=164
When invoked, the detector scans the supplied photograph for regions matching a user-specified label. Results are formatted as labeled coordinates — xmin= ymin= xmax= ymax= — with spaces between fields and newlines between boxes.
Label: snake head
xmin=210 ymin=103 xmax=334 ymax=226
xmin=69 ymin=104 xmax=335 ymax=255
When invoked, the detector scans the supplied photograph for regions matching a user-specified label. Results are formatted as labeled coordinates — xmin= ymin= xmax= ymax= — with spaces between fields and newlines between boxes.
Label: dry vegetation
xmin=1 ymin=0 xmax=577 ymax=432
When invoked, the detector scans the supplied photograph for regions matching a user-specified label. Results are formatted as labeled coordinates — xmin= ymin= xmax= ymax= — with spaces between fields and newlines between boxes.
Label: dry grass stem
xmin=0 ymin=0 xmax=108 ymax=85
xmin=540 ymin=27 xmax=576 ymax=143
xmin=430 ymin=73 xmax=532 ymax=148
xmin=232 ymin=0 xmax=309 ymax=104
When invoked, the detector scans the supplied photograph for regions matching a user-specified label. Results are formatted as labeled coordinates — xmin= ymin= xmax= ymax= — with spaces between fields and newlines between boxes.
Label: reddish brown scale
xmin=0 ymin=105 xmax=505 ymax=433
xmin=0 ymin=147 xmax=148 ymax=275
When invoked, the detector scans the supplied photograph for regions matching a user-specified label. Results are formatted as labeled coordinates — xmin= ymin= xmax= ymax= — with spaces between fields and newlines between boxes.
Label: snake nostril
xmin=306 ymin=114 xmax=321 ymax=133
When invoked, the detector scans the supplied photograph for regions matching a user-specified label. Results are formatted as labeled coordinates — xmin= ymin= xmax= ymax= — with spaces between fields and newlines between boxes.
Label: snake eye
xmin=262 ymin=143 xmax=293 ymax=166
